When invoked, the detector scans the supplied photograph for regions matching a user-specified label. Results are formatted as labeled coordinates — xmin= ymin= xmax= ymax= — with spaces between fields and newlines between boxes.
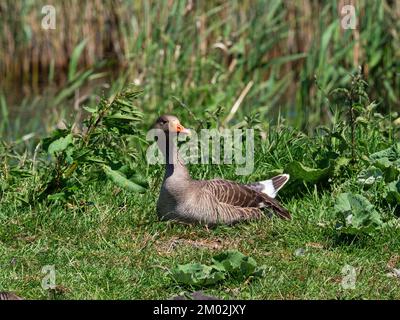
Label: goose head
xmin=152 ymin=115 xmax=192 ymax=169
xmin=153 ymin=115 xmax=191 ymax=135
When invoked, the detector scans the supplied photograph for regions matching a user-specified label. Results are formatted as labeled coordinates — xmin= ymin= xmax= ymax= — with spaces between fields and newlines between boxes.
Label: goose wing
xmin=197 ymin=179 xmax=291 ymax=220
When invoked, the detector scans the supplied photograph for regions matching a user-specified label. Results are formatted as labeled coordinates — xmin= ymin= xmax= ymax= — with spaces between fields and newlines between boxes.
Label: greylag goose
xmin=154 ymin=115 xmax=291 ymax=225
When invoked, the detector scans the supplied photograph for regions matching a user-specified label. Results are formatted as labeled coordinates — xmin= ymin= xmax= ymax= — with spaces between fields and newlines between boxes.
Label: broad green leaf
xmin=374 ymin=157 xmax=393 ymax=168
xmin=212 ymin=250 xmax=264 ymax=277
xmin=373 ymin=158 xmax=400 ymax=182
xmin=102 ymin=165 xmax=146 ymax=193
xmin=170 ymin=251 xmax=265 ymax=287
xmin=334 ymin=193 xmax=383 ymax=235
xmin=285 ymin=160 xmax=333 ymax=183
xmin=48 ymin=134 xmax=73 ymax=156
xmin=42 ymin=129 xmax=70 ymax=151
xmin=171 ymin=263 xmax=225 ymax=286
xmin=385 ymin=180 xmax=400 ymax=205
xmin=370 ymin=143 xmax=400 ymax=161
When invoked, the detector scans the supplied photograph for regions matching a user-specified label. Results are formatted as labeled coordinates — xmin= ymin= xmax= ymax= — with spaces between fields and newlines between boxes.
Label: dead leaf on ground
xmin=53 ymin=285 xmax=71 ymax=295
xmin=156 ymin=236 xmax=238 ymax=255
xmin=387 ymin=255 xmax=400 ymax=269
xmin=306 ymin=242 xmax=324 ymax=249
xmin=15 ymin=234 xmax=36 ymax=243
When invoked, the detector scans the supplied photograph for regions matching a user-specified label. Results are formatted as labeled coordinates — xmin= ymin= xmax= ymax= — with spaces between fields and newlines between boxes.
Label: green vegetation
xmin=1 ymin=73 xmax=400 ymax=299
xmin=0 ymin=1 xmax=400 ymax=300
xmin=171 ymin=250 xmax=266 ymax=287
xmin=1 ymin=0 xmax=399 ymax=140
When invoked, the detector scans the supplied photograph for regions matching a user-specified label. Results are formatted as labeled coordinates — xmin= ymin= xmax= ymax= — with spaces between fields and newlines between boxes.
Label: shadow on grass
xmin=322 ymin=228 xmax=373 ymax=249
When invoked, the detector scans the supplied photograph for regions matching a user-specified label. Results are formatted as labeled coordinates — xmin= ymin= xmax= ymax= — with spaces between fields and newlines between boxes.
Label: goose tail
xmin=246 ymin=174 xmax=290 ymax=198
xmin=271 ymin=199 xmax=291 ymax=220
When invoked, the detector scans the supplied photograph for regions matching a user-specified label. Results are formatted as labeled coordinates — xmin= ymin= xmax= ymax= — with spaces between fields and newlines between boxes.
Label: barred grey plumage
xmin=0 ymin=292 xmax=23 ymax=300
xmin=154 ymin=115 xmax=291 ymax=225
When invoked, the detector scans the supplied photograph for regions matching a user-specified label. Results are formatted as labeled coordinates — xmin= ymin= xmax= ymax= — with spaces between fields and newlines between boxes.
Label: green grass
xmin=1 ymin=127 xmax=399 ymax=300
xmin=1 ymin=183 xmax=399 ymax=299
xmin=1 ymin=0 xmax=400 ymax=300
xmin=1 ymin=0 xmax=399 ymax=141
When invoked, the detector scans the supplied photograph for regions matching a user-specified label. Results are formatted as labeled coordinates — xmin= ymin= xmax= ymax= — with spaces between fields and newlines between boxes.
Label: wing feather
xmin=196 ymin=179 xmax=291 ymax=220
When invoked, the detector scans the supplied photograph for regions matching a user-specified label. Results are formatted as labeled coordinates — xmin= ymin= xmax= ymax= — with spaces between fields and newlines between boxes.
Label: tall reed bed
xmin=0 ymin=0 xmax=399 ymax=135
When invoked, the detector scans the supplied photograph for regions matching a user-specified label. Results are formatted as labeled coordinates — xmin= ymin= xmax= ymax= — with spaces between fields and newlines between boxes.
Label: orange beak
xmin=176 ymin=123 xmax=191 ymax=135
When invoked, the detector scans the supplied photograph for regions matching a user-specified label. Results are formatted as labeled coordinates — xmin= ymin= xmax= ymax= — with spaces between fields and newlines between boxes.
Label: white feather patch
xmin=259 ymin=179 xmax=277 ymax=198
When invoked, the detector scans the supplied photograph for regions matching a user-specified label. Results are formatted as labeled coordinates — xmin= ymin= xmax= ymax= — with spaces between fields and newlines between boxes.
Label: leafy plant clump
xmin=171 ymin=251 xmax=266 ymax=287
xmin=41 ymin=86 xmax=149 ymax=201
xmin=171 ymin=263 xmax=226 ymax=287
xmin=334 ymin=193 xmax=383 ymax=235
xmin=2 ymin=85 xmax=149 ymax=205
xmin=283 ymin=70 xmax=383 ymax=189
xmin=333 ymin=143 xmax=400 ymax=235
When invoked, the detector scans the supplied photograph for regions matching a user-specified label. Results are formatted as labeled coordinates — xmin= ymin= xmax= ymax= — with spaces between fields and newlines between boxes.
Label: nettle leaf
xmin=212 ymin=250 xmax=264 ymax=278
xmin=82 ymin=106 xmax=97 ymax=114
xmin=48 ymin=134 xmax=73 ymax=156
xmin=103 ymin=117 xmax=140 ymax=134
xmin=171 ymin=263 xmax=225 ymax=286
xmin=102 ymin=165 xmax=146 ymax=193
xmin=104 ymin=113 xmax=140 ymax=121
xmin=42 ymin=129 xmax=70 ymax=151
xmin=334 ymin=193 xmax=383 ymax=234
xmin=285 ymin=160 xmax=333 ymax=184
xmin=71 ymin=148 xmax=93 ymax=162
xmin=102 ymin=90 xmax=143 ymax=134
